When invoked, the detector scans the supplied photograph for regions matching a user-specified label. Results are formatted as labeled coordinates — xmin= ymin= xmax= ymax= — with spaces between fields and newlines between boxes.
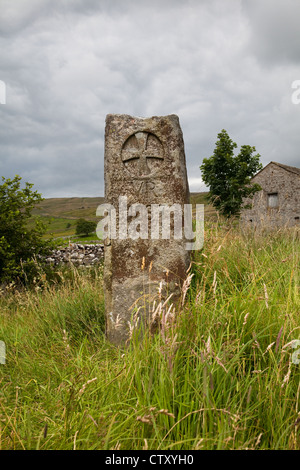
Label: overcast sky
xmin=0 ymin=0 xmax=299 ymax=198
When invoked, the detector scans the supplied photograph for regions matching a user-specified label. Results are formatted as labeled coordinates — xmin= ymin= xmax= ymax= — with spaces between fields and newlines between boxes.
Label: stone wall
xmin=241 ymin=162 xmax=300 ymax=227
xmin=46 ymin=243 xmax=104 ymax=267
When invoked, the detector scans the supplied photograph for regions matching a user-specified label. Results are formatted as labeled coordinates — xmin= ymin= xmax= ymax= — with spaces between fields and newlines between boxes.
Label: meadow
xmin=0 ymin=222 xmax=299 ymax=450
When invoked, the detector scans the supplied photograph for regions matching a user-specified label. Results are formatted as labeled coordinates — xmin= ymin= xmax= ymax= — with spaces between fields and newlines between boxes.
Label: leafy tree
xmin=75 ymin=218 xmax=96 ymax=237
xmin=0 ymin=175 xmax=54 ymax=283
xmin=200 ymin=130 xmax=263 ymax=218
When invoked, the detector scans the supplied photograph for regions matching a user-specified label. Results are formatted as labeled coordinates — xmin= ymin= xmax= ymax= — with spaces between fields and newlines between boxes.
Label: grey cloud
xmin=0 ymin=0 xmax=299 ymax=197
xmin=242 ymin=0 xmax=300 ymax=65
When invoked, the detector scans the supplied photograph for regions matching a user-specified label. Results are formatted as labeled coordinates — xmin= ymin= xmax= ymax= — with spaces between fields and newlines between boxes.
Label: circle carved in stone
xmin=121 ymin=132 xmax=164 ymax=178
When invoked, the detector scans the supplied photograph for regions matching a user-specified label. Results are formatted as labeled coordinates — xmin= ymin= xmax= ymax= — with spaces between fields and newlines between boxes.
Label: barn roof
xmin=254 ymin=161 xmax=300 ymax=178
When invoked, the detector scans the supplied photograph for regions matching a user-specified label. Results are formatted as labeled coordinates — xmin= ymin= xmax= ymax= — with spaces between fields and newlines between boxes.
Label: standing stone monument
xmin=103 ymin=114 xmax=191 ymax=345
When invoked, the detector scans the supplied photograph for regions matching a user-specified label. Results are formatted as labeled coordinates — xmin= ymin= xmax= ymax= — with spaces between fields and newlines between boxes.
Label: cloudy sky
xmin=0 ymin=0 xmax=299 ymax=198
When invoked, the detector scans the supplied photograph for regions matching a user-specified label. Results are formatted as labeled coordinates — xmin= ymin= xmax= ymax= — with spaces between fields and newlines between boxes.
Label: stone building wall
xmin=241 ymin=162 xmax=300 ymax=227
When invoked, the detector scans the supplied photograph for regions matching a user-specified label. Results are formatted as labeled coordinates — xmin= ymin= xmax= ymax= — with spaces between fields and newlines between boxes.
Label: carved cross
xmin=122 ymin=132 xmax=164 ymax=177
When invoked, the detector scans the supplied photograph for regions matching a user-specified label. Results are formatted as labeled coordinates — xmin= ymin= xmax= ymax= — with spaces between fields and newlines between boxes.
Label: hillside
xmin=30 ymin=196 xmax=105 ymax=238
xmin=30 ymin=192 xmax=214 ymax=238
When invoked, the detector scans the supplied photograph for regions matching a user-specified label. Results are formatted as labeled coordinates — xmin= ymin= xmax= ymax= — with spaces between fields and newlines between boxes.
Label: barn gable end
xmin=241 ymin=162 xmax=300 ymax=227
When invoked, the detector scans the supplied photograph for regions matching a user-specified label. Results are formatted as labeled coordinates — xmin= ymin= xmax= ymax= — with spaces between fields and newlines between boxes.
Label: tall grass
xmin=0 ymin=225 xmax=299 ymax=450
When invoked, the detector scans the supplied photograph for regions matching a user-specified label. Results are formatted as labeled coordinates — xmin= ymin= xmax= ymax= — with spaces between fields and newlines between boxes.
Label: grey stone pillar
xmin=103 ymin=114 xmax=190 ymax=345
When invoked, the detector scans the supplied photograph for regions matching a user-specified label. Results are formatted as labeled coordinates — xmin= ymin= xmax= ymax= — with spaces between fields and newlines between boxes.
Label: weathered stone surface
xmin=104 ymin=114 xmax=191 ymax=346
xmin=241 ymin=162 xmax=300 ymax=228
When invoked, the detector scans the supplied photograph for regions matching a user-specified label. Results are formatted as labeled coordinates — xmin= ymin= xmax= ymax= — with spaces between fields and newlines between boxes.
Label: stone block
xmin=103 ymin=114 xmax=191 ymax=346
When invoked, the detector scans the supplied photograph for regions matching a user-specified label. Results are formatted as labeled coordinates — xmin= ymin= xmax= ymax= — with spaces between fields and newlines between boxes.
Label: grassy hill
xmin=30 ymin=197 xmax=105 ymax=239
xmin=30 ymin=193 xmax=214 ymax=239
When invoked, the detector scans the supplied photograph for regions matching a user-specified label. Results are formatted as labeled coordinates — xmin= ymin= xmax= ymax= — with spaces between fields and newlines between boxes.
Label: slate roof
xmin=253 ymin=161 xmax=300 ymax=178
xmin=270 ymin=161 xmax=300 ymax=176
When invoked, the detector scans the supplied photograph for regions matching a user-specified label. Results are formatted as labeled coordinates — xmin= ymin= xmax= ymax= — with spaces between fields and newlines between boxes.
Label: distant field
xmin=190 ymin=192 xmax=216 ymax=218
xmin=31 ymin=197 xmax=105 ymax=221
xmin=30 ymin=197 xmax=105 ymax=238
xmin=30 ymin=193 xmax=214 ymax=239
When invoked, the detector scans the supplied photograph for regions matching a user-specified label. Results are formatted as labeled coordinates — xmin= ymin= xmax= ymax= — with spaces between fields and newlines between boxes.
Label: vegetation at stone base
xmin=0 ymin=224 xmax=299 ymax=450
xmin=0 ymin=176 xmax=55 ymax=285
xmin=200 ymin=129 xmax=263 ymax=218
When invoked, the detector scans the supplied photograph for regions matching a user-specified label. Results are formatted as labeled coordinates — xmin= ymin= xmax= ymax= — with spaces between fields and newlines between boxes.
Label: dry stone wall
xmin=46 ymin=243 xmax=104 ymax=267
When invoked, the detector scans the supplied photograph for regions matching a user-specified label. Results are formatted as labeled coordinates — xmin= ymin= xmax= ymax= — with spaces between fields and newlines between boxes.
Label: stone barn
xmin=241 ymin=161 xmax=300 ymax=227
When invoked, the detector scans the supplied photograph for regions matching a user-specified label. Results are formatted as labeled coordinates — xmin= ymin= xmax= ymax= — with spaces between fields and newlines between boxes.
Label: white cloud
xmin=188 ymin=177 xmax=207 ymax=193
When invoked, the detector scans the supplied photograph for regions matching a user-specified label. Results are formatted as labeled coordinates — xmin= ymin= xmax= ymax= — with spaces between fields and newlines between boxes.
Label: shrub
xmin=75 ymin=218 xmax=96 ymax=237
xmin=0 ymin=175 xmax=54 ymax=284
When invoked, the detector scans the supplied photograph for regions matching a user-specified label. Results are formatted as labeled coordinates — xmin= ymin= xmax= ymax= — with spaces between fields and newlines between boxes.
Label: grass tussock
xmin=0 ymin=224 xmax=299 ymax=450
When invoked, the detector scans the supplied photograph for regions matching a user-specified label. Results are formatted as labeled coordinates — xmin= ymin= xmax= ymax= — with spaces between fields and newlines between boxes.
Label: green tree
xmin=75 ymin=218 xmax=96 ymax=237
xmin=200 ymin=130 xmax=263 ymax=218
xmin=0 ymin=175 xmax=53 ymax=283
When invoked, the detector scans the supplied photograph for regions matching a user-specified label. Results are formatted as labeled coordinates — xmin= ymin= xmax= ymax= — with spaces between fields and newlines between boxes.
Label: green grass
xmin=0 ymin=224 xmax=299 ymax=450
xmin=28 ymin=216 xmax=78 ymax=238
xmin=29 ymin=196 xmax=105 ymax=239
xmin=53 ymin=233 xmax=101 ymax=246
